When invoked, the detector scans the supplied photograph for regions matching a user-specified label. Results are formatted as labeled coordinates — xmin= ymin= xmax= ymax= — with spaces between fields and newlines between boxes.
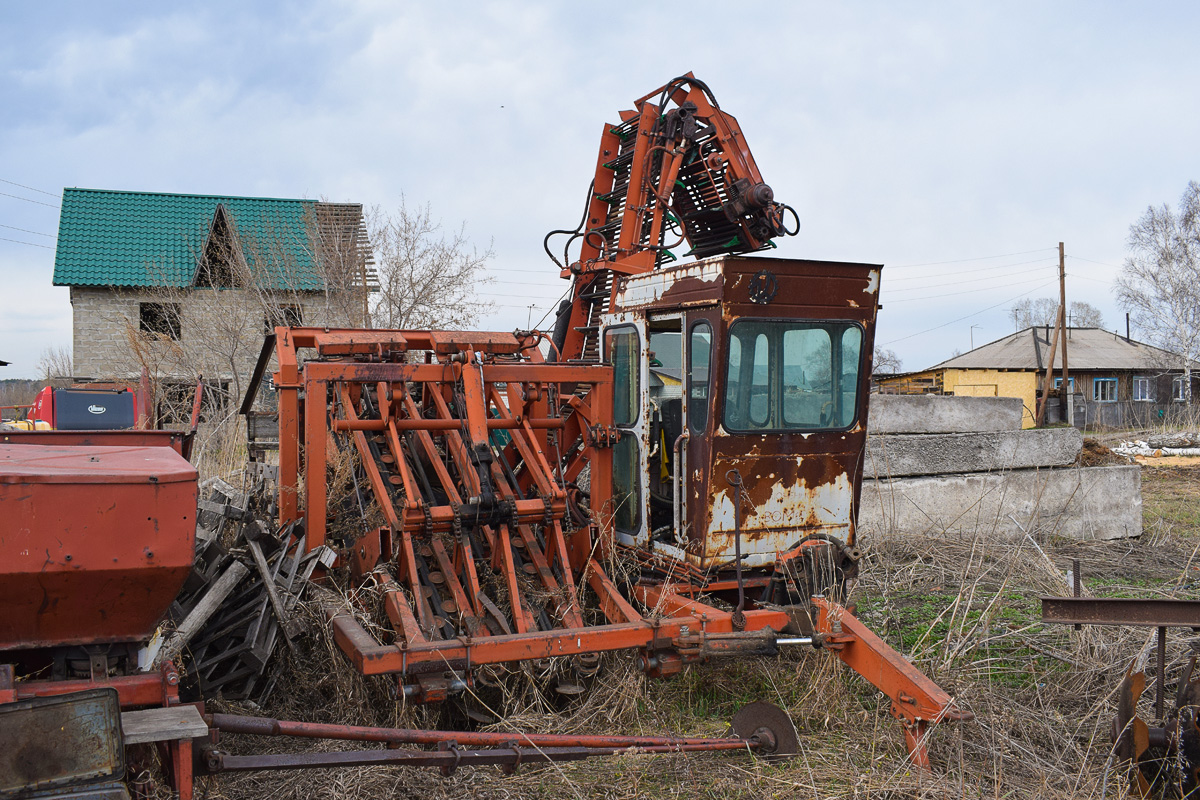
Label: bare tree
xmin=1009 ymin=297 xmax=1059 ymax=330
xmin=1067 ymin=301 xmax=1105 ymax=328
xmin=872 ymin=346 xmax=903 ymax=375
xmin=1010 ymin=297 xmax=1104 ymax=330
xmin=1115 ymin=180 xmax=1200 ymax=401
xmin=37 ymin=345 xmax=73 ymax=383
xmin=368 ymin=201 xmax=495 ymax=330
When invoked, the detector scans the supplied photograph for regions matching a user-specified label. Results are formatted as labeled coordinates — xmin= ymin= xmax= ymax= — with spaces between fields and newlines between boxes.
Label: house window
xmin=1133 ymin=377 xmax=1153 ymax=402
xmin=1053 ymin=377 xmax=1075 ymax=393
xmin=1175 ymin=376 xmax=1190 ymax=402
xmin=1093 ymin=377 xmax=1117 ymax=403
xmin=139 ymin=303 xmax=181 ymax=340
xmin=265 ymin=305 xmax=303 ymax=334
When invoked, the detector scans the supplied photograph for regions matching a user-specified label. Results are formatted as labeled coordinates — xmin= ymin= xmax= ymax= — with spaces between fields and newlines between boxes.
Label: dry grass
xmin=200 ymin=464 xmax=1200 ymax=799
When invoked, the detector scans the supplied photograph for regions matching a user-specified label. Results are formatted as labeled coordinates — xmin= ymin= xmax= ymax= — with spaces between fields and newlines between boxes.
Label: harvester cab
xmin=596 ymin=255 xmax=873 ymax=607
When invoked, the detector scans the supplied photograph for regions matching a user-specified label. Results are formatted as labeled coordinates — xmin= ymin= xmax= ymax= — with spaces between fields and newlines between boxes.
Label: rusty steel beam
xmin=1041 ymin=597 xmax=1200 ymax=628
xmin=206 ymin=712 xmax=753 ymax=751
xmin=205 ymin=745 xmax=594 ymax=772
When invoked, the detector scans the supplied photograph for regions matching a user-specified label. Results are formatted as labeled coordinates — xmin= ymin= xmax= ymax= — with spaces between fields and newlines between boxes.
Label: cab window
xmin=724 ymin=320 xmax=863 ymax=431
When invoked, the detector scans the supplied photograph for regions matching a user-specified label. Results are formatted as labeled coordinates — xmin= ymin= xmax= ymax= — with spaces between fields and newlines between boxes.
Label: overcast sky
xmin=2 ymin=2 xmax=1198 ymax=378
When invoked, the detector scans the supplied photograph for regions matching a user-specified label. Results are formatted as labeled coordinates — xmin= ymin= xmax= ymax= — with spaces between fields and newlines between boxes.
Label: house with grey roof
xmin=52 ymin=188 xmax=373 ymax=418
xmin=877 ymin=326 xmax=1200 ymax=430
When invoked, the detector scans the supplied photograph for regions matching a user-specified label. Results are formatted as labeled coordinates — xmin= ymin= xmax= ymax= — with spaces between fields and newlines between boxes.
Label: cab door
xmin=602 ymin=318 xmax=647 ymax=547
xmin=680 ymin=309 xmax=718 ymax=556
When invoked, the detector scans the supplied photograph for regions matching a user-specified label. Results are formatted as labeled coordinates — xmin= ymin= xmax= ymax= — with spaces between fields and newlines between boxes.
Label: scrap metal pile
xmin=157 ymin=468 xmax=334 ymax=702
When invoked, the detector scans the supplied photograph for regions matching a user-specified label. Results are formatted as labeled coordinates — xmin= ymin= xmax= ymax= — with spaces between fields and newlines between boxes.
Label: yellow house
xmin=877 ymin=326 xmax=1200 ymax=430
xmin=879 ymin=367 xmax=1038 ymax=427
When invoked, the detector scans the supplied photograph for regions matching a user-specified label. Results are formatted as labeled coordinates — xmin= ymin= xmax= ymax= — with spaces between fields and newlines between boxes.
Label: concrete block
xmin=868 ymin=394 xmax=1024 ymax=434
xmin=858 ymin=465 xmax=1141 ymax=541
xmin=864 ymin=428 xmax=1082 ymax=479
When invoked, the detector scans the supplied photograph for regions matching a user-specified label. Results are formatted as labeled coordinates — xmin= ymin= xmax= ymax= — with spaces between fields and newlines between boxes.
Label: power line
xmin=0 ymin=236 xmax=53 ymax=249
xmin=880 ymin=280 xmax=1059 ymax=346
xmin=0 ymin=223 xmax=53 ymax=237
xmin=889 ymin=247 xmax=1056 ymax=270
xmin=1068 ymin=255 xmax=1123 ymax=270
xmin=1065 ymin=271 xmax=1112 ymax=285
xmin=533 ymin=284 xmax=572 ymax=330
xmin=885 ymin=257 xmax=1053 ymax=282
xmin=887 ymin=274 xmax=1050 ymax=304
xmin=486 ymin=265 xmax=576 ymax=276
xmin=0 ymin=191 xmax=59 ymax=209
xmin=0 ymin=178 xmax=59 ymax=198
xmin=885 ymin=264 xmax=1052 ymax=295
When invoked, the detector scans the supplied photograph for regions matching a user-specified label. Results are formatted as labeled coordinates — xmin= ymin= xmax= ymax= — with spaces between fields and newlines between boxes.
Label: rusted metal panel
xmin=613 ymin=258 xmax=724 ymax=310
xmin=1041 ymin=597 xmax=1200 ymax=627
xmin=0 ymin=688 xmax=124 ymax=796
xmin=0 ymin=429 xmax=188 ymax=455
xmin=721 ymin=256 xmax=882 ymax=316
xmin=0 ymin=444 xmax=197 ymax=649
xmin=702 ymin=446 xmax=859 ymax=568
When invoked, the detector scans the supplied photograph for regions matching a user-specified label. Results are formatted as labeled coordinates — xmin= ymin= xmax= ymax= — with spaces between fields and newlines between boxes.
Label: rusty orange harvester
xmin=240 ymin=74 xmax=970 ymax=765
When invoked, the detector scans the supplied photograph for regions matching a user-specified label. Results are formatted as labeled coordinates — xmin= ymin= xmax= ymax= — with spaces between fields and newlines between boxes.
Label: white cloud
xmin=2 ymin=1 xmax=1200 ymax=373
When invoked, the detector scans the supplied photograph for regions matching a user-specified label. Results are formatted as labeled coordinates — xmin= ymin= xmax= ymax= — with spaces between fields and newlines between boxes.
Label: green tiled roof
xmin=52 ymin=188 xmax=339 ymax=289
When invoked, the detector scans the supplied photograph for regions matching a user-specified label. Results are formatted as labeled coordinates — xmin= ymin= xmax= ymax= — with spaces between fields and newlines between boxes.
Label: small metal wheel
xmin=732 ymin=701 xmax=798 ymax=758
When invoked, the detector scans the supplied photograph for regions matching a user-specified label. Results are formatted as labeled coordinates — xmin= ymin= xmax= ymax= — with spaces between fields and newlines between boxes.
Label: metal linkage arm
xmin=811 ymin=598 xmax=971 ymax=767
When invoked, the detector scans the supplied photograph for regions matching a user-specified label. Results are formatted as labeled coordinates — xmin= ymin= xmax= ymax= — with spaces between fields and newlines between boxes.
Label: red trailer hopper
xmin=0 ymin=441 xmax=197 ymax=650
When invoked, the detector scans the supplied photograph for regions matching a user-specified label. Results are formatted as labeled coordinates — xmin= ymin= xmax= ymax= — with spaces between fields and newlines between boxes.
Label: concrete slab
xmin=858 ymin=464 xmax=1141 ymax=541
xmin=868 ymin=395 xmax=1024 ymax=434
xmin=864 ymin=428 xmax=1083 ymax=479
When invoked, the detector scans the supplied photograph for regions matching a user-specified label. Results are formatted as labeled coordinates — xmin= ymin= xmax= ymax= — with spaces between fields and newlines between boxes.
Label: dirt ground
xmin=203 ymin=462 xmax=1200 ymax=800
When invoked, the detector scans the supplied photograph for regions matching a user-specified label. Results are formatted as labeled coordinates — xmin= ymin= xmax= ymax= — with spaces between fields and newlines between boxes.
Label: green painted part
xmin=665 ymin=212 xmax=679 ymax=224
xmin=660 ymin=250 xmax=677 ymax=263
xmin=52 ymin=188 xmax=337 ymax=289
xmin=723 ymin=235 xmax=741 ymax=249
xmin=673 ymin=180 xmax=687 ymax=189
xmin=488 ymin=407 xmax=511 ymax=448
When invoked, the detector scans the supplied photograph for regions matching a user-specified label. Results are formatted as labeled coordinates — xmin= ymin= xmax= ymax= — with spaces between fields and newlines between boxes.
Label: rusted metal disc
xmin=379 ymin=453 xmax=395 ymax=464
xmin=732 ymin=701 xmax=798 ymax=758
xmin=512 ymin=538 xmax=527 ymax=550
xmin=522 ymin=563 xmax=537 ymax=576
xmin=554 ymin=680 xmax=586 ymax=696
xmin=464 ymin=706 xmax=495 ymax=724
xmin=418 ymin=545 xmax=434 ymax=559
xmin=428 ymin=571 xmax=445 ymax=585
xmin=388 ymin=475 xmax=403 ymax=486
xmin=441 ymin=599 xmax=458 ymax=614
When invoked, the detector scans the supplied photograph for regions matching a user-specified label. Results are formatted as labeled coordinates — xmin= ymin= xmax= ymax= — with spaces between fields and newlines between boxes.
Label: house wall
xmin=1049 ymin=370 xmax=1200 ymax=430
xmin=70 ymin=285 xmax=345 ymax=400
xmin=875 ymin=369 xmax=1037 ymax=428
xmin=941 ymin=369 xmax=1038 ymax=428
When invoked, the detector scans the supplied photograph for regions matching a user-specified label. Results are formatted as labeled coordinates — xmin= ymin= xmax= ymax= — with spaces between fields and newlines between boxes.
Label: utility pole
xmin=1058 ymin=242 xmax=1070 ymax=424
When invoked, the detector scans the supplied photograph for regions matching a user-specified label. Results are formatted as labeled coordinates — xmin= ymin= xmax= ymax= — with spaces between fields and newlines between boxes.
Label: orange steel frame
xmin=570 ymin=72 xmax=782 ymax=280
xmin=263 ymin=325 xmax=969 ymax=764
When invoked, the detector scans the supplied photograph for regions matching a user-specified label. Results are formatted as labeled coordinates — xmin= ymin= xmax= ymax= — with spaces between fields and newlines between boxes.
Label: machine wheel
xmin=731 ymin=701 xmax=798 ymax=758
